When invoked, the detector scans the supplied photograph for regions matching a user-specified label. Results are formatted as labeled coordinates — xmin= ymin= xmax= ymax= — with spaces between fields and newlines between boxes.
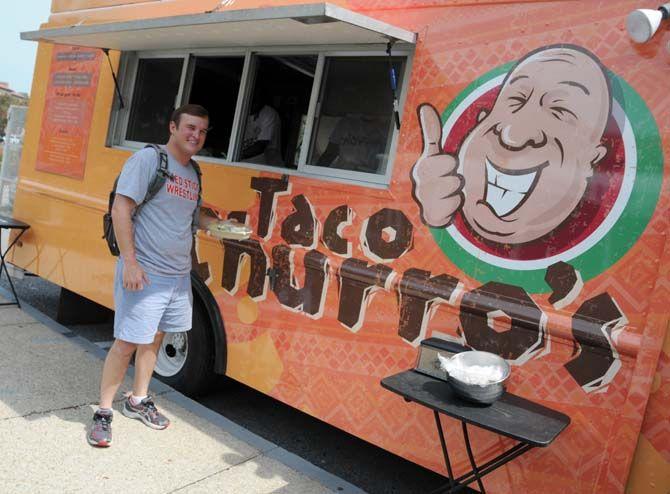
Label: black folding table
xmin=381 ymin=370 xmax=570 ymax=494
xmin=0 ymin=215 xmax=30 ymax=308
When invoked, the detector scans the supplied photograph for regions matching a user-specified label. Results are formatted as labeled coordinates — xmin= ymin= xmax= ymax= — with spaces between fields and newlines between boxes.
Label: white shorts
xmin=113 ymin=261 xmax=192 ymax=345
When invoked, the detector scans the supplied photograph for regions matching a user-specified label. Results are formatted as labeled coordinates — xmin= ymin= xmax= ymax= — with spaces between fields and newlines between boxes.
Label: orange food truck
xmin=9 ymin=0 xmax=669 ymax=492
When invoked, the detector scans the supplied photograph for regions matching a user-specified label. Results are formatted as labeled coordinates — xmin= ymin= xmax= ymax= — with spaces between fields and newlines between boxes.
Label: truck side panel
xmin=11 ymin=1 xmax=669 ymax=492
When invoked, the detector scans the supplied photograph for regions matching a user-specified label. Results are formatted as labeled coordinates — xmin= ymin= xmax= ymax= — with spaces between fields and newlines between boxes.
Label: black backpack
xmin=102 ymin=144 xmax=202 ymax=256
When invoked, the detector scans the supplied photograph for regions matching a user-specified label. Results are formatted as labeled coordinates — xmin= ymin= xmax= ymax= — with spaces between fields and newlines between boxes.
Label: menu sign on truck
xmin=35 ymin=44 xmax=101 ymax=179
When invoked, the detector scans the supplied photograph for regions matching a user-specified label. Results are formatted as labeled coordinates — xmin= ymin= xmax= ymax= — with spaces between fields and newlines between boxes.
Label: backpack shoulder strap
xmin=145 ymin=144 xmax=170 ymax=195
xmin=108 ymin=175 xmax=120 ymax=213
xmin=132 ymin=144 xmax=169 ymax=220
xmin=189 ymin=158 xmax=203 ymax=234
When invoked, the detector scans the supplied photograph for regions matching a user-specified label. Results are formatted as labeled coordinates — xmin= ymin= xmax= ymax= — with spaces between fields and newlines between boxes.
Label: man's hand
xmin=111 ymin=193 xmax=146 ymax=289
xmin=207 ymin=219 xmax=252 ymax=241
xmin=198 ymin=207 xmax=221 ymax=231
xmin=411 ymin=104 xmax=464 ymax=228
xmin=122 ymin=259 xmax=149 ymax=291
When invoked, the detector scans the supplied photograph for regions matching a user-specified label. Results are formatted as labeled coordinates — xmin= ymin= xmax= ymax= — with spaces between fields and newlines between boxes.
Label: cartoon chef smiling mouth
xmin=412 ymin=44 xmax=611 ymax=245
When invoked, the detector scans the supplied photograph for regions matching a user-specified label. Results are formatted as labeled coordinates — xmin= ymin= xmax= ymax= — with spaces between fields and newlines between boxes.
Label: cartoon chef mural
xmin=410 ymin=44 xmax=663 ymax=392
xmin=413 ymin=44 xmax=611 ymax=245
xmin=412 ymin=43 xmax=662 ymax=289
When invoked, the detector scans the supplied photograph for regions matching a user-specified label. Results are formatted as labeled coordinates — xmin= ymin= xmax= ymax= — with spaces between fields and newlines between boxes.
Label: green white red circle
xmin=431 ymin=63 xmax=663 ymax=293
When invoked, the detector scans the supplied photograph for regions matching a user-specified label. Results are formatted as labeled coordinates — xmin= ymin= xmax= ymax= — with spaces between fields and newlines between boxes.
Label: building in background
xmin=0 ymin=82 xmax=28 ymax=141
xmin=0 ymin=82 xmax=28 ymax=100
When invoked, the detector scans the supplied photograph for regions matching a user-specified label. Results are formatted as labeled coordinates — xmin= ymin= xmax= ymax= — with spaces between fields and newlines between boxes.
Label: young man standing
xmin=88 ymin=104 xmax=218 ymax=447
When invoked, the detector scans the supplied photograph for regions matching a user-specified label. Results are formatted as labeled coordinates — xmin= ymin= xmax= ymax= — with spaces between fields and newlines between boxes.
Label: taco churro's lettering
xmin=280 ymin=194 xmax=318 ymax=249
xmin=271 ymin=245 xmax=330 ymax=317
xmin=322 ymin=205 xmax=353 ymax=257
xmin=217 ymin=175 xmax=626 ymax=394
xmin=250 ymin=177 xmax=290 ymax=240
xmin=460 ymin=282 xmax=547 ymax=364
xmin=545 ymin=261 xmax=583 ymax=310
xmin=221 ymin=239 xmax=268 ymax=301
xmin=398 ymin=269 xmax=462 ymax=345
xmin=361 ymin=208 xmax=413 ymax=263
xmin=337 ymin=259 xmax=395 ymax=332
xmin=302 ymin=250 xmax=330 ymax=317
xmin=566 ymin=293 xmax=627 ymax=392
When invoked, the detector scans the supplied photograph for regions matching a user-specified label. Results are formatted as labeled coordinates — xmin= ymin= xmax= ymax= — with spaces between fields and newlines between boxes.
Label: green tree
xmin=0 ymin=93 xmax=28 ymax=136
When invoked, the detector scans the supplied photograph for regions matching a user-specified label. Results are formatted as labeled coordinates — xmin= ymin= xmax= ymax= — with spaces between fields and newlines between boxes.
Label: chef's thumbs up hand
xmin=411 ymin=104 xmax=464 ymax=228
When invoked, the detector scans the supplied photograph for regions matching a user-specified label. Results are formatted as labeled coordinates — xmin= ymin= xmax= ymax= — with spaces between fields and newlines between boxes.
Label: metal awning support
xmin=386 ymin=40 xmax=401 ymax=130
xmin=20 ymin=3 xmax=416 ymax=51
xmin=102 ymin=49 xmax=124 ymax=109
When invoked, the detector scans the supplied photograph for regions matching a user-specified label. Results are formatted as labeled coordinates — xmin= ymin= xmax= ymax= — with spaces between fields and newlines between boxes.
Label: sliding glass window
xmin=111 ymin=47 xmax=410 ymax=186
xmin=125 ymin=57 xmax=184 ymax=144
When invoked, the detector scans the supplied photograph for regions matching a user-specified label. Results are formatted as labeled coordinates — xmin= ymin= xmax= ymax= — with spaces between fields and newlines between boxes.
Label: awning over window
xmin=20 ymin=3 xmax=416 ymax=50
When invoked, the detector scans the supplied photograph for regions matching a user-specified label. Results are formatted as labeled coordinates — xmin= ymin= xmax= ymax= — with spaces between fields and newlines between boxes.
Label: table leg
xmin=0 ymin=229 xmax=27 ymax=308
xmin=462 ymin=422 xmax=486 ymax=493
xmin=457 ymin=442 xmax=533 ymax=483
xmin=0 ymin=262 xmax=20 ymax=308
xmin=431 ymin=411 xmax=456 ymax=492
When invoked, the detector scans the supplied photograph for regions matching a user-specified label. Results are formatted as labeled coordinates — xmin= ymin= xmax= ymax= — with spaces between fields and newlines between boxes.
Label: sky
xmin=0 ymin=0 xmax=53 ymax=95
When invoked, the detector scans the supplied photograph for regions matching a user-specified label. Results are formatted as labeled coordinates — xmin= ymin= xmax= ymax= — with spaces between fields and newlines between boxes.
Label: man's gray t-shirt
xmin=116 ymin=146 xmax=199 ymax=276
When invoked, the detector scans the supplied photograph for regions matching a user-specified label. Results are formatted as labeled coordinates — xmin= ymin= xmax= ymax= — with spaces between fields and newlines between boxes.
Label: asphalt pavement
xmin=0 ymin=289 xmax=372 ymax=493
xmin=0 ymin=274 xmax=447 ymax=493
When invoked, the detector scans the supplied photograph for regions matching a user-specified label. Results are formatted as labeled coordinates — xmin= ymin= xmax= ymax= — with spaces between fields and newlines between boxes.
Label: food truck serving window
xmin=110 ymin=47 xmax=410 ymax=186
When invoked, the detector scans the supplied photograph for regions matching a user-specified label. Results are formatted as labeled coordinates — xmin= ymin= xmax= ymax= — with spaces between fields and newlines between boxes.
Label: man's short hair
xmin=170 ymin=104 xmax=209 ymax=127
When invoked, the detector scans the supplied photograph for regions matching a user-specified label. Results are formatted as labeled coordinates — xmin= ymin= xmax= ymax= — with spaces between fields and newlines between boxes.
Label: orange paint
xmin=13 ymin=1 xmax=670 ymax=492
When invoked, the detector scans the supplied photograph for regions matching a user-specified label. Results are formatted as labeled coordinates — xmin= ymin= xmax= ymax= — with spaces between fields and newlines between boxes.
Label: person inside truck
xmin=240 ymin=90 xmax=283 ymax=166
xmin=316 ymin=114 xmax=388 ymax=173
xmin=412 ymin=44 xmax=612 ymax=245
xmin=315 ymin=82 xmax=390 ymax=174
xmin=88 ymin=104 xmax=220 ymax=448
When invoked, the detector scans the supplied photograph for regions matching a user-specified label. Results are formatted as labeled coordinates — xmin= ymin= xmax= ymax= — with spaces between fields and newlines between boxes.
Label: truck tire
xmin=153 ymin=299 xmax=215 ymax=397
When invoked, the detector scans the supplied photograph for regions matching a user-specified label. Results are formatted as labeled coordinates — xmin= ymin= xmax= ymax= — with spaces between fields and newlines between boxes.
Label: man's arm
xmin=242 ymin=106 xmax=279 ymax=160
xmin=197 ymin=208 xmax=220 ymax=230
xmin=111 ymin=194 xmax=148 ymax=290
xmin=198 ymin=208 xmax=252 ymax=240
xmin=316 ymin=142 xmax=340 ymax=166
xmin=241 ymin=140 xmax=269 ymax=160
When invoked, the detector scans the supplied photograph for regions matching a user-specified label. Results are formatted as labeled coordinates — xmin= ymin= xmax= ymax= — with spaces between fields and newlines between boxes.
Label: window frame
xmin=109 ymin=44 xmax=414 ymax=188
xmin=298 ymin=50 xmax=408 ymax=186
xmin=114 ymin=50 xmax=190 ymax=148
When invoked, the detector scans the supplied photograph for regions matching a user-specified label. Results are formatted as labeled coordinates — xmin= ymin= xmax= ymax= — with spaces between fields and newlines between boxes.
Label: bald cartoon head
xmin=458 ymin=45 xmax=612 ymax=244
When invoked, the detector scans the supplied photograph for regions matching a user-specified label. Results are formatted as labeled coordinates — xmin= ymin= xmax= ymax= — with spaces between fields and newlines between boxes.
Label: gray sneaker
xmin=122 ymin=396 xmax=170 ymax=430
xmin=87 ymin=409 xmax=113 ymax=447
